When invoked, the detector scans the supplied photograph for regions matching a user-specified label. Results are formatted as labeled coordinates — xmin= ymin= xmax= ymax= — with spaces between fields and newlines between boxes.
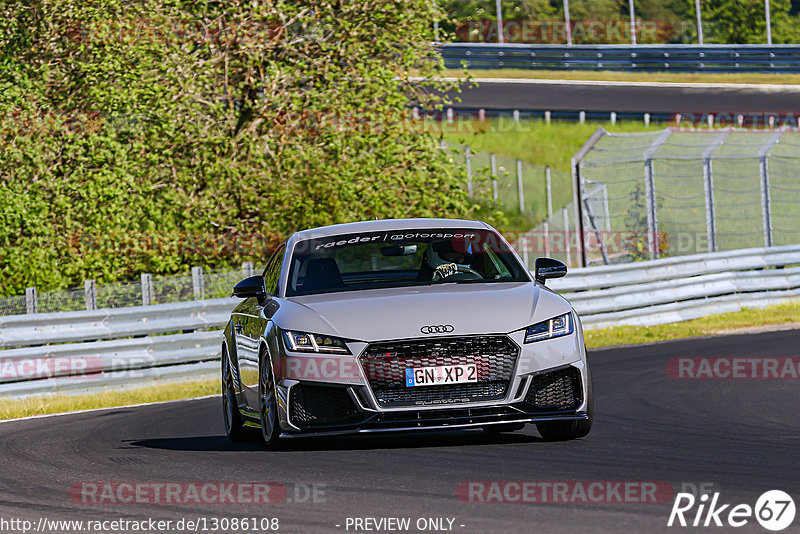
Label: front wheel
xmin=536 ymin=417 xmax=592 ymax=441
xmin=259 ymin=354 xmax=282 ymax=449
xmin=222 ymin=349 xmax=251 ymax=443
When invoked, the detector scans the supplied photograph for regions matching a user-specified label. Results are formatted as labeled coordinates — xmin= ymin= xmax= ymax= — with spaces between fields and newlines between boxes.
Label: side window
xmin=263 ymin=244 xmax=286 ymax=296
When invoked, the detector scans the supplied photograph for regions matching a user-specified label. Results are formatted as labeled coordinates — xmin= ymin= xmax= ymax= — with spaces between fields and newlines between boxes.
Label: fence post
xmin=490 ymin=153 xmax=498 ymax=204
xmin=702 ymin=160 xmax=716 ymax=252
xmin=644 ymin=161 xmax=658 ymax=260
xmin=85 ymin=280 xmax=96 ymax=311
xmin=141 ymin=273 xmax=153 ymax=306
xmin=516 ymin=159 xmax=525 ymax=213
xmin=572 ymin=127 xmax=610 ymax=268
xmin=192 ymin=267 xmax=205 ymax=299
xmin=564 ymin=0 xmax=572 ymax=45
xmin=642 ymin=129 xmax=672 ymax=260
xmin=26 ymin=287 xmax=37 ymax=314
xmin=242 ymin=261 xmax=255 ymax=278
xmin=544 ymin=167 xmax=553 ymax=257
xmin=628 ymin=0 xmax=637 ymax=45
xmin=702 ymin=131 xmax=730 ymax=252
xmin=465 ymin=146 xmax=473 ymax=199
xmin=765 ymin=0 xmax=772 ymax=45
xmin=695 ymin=0 xmax=704 ymax=44
xmin=564 ymin=209 xmax=572 ymax=267
xmin=758 ymin=131 xmax=784 ymax=247
xmin=759 ymin=156 xmax=773 ymax=247
xmin=495 ymin=0 xmax=504 ymax=44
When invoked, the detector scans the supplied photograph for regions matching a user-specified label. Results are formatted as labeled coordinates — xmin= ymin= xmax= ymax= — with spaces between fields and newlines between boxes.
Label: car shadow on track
xmin=123 ymin=430 xmax=544 ymax=452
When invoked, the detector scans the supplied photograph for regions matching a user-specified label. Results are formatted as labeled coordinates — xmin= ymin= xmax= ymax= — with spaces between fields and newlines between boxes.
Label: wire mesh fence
xmin=447 ymin=143 xmax=572 ymax=230
xmin=0 ymin=295 xmax=27 ymax=316
xmin=8 ymin=263 xmax=262 ymax=317
xmin=527 ymin=127 xmax=800 ymax=267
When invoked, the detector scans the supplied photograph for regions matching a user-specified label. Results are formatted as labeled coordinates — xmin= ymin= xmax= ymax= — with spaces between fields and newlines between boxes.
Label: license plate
xmin=405 ymin=364 xmax=477 ymax=387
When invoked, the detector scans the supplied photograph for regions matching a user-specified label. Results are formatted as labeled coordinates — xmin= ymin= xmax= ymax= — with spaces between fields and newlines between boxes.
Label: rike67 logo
xmin=668 ymin=490 xmax=796 ymax=531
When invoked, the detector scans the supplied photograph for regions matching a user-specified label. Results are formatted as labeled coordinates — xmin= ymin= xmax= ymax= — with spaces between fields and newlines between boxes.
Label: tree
xmin=0 ymin=0 xmax=472 ymax=294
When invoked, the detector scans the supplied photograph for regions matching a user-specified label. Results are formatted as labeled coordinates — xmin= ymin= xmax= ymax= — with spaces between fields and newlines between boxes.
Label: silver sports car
xmin=222 ymin=219 xmax=592 ymax=448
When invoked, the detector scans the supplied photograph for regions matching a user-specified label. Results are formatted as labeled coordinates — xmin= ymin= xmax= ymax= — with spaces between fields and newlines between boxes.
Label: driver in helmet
xmin=426 ymin=240 xmax=474 ymax=280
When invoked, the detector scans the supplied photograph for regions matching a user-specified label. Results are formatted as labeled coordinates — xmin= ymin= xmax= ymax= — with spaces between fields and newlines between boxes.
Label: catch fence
xmin=523 ymin=127 xmax=800 ymax=267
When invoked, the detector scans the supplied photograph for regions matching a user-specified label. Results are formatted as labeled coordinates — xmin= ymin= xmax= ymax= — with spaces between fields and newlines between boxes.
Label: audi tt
xmin=222 ymin=218 xmax=592 ymax=448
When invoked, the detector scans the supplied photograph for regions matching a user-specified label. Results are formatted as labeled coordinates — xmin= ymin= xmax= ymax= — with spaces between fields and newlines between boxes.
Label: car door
xmin=239 ymin=244 xmax=286 ymax=408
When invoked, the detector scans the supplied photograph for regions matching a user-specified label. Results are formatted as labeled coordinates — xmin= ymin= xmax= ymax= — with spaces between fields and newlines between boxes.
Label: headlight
xmin=282 ymin=330 xmax=350 ymax=354
xmin=524 ymin=313 xmax=573 ymax=343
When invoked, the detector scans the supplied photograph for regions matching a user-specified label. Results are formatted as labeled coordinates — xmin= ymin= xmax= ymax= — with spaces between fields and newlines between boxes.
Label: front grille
xmin=289 ymin=384 xmax=362 ymax=429
xmin=360 ymin=336 xmax=519 ymax=408
xmin=524 ymin=367 xmax=582 ymax=411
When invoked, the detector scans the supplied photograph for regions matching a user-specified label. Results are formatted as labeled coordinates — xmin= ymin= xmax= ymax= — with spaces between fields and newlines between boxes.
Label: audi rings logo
xmin=420 ymin=325 xmax=455 ymax=335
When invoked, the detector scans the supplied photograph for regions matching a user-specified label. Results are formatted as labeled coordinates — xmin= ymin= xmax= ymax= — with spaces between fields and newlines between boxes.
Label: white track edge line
xmin=0 ymin=394 xmax=218 ymax=424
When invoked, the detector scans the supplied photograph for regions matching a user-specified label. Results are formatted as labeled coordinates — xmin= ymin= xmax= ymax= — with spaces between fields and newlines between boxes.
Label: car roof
xmin=290 ymin=218 xmax=492 ymax=241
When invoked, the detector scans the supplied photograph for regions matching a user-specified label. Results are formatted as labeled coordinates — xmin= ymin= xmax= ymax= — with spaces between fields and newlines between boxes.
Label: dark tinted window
xmin=286 ymin=229 xmax=529 ymax=297
xmin=263 ymin=244 xmax=285 ymax=295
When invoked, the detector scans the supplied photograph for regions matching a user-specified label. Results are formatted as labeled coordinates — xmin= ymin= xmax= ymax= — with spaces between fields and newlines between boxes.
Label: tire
xmin=536 ymin=366 xmax=594 ymax=442
xmin=482 ymin=423 xmax=526 ymax=434
xmin=222 ymin=348 xmax=251 ymax=443
xmin=259 ymin=352 xmax=283 ymax=450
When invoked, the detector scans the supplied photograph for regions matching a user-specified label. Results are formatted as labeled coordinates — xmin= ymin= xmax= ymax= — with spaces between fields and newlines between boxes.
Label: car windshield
xmin=285 ymin=228 xmax=530 ymax=297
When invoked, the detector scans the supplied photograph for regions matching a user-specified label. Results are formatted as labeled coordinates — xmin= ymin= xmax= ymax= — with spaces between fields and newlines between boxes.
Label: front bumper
xmin=276 ymin=362 xmax=589 ymax=438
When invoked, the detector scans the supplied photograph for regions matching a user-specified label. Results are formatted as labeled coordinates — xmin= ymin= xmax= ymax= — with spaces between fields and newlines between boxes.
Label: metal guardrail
xmin=551 ymin=244 xmax=800 ymax=327
xmin=441 ymin=44 xmax=800 ymax=72
xmin=550 ymin=244 xmax=800 ymax=292
xmin=1 ymin=245 xmax=799 ymax=398
xmin=0 ymin=298 xmax=236 ymax=347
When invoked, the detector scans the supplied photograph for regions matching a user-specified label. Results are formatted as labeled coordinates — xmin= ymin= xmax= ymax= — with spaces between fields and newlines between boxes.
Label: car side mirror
xmin=535 ymin=258 xmax=567 ymax=285
xmin=233 ymin=276 xmax=267 ymax=300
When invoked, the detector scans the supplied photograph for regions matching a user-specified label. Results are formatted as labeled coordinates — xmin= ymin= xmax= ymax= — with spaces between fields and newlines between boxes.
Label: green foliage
xmin=0 ymin=0 xmax=475 ymax=295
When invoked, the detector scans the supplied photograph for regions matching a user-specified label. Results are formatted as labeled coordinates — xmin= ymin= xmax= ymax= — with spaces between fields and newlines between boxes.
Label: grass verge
xmin=444 ymin=119 xmax=661 ymax=234
xmin=447 ymin=69 xmax=800 ymax=85
xmin=0 ymin=379 xmax=218 ymax=421
xmin=3 ymin=302 xmax=798 ymax=420
xmin=442 ymin=119 xmax=660 ymax=172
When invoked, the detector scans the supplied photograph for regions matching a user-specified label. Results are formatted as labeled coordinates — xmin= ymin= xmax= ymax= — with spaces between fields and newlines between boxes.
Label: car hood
xmin=273 ymin=283 xmax=571 ymax=342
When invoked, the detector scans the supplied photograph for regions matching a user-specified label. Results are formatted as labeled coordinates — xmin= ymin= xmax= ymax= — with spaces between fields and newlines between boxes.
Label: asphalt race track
xmin=447 ymin=79 xmax=800 ymax=114
xmin=1 ymin=329 xmax=798 ymax=533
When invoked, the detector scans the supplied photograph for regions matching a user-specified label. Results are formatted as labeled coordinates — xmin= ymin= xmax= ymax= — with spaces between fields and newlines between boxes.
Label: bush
xmin=0 ymin=0 xmax=474 ymax=295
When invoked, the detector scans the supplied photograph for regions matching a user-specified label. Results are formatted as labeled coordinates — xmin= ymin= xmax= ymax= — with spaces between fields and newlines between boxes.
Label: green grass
xmin=442 ymin=119 xmax=661 ymax=172
xmin=443 ymin=119 xmax=661 ymax=233
xmin=447 ymin=69 xmax=800 ymax=85
xmin=1 ymin=302 xmax=798 ymax=421
xmin=585 ymin=301 xmax=800 ymax=349
xmin=0 ymin=379 xmax=218 ymax=420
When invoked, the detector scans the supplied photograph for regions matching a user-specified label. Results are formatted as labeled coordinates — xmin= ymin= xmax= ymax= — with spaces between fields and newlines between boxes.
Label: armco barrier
xmin=1 ymin=245 xmax=799 ymax=397
xmin=440 ymin=43 xmax=800 ymax=73
xmin=0 ymin=297 xmax=236 ymax=347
